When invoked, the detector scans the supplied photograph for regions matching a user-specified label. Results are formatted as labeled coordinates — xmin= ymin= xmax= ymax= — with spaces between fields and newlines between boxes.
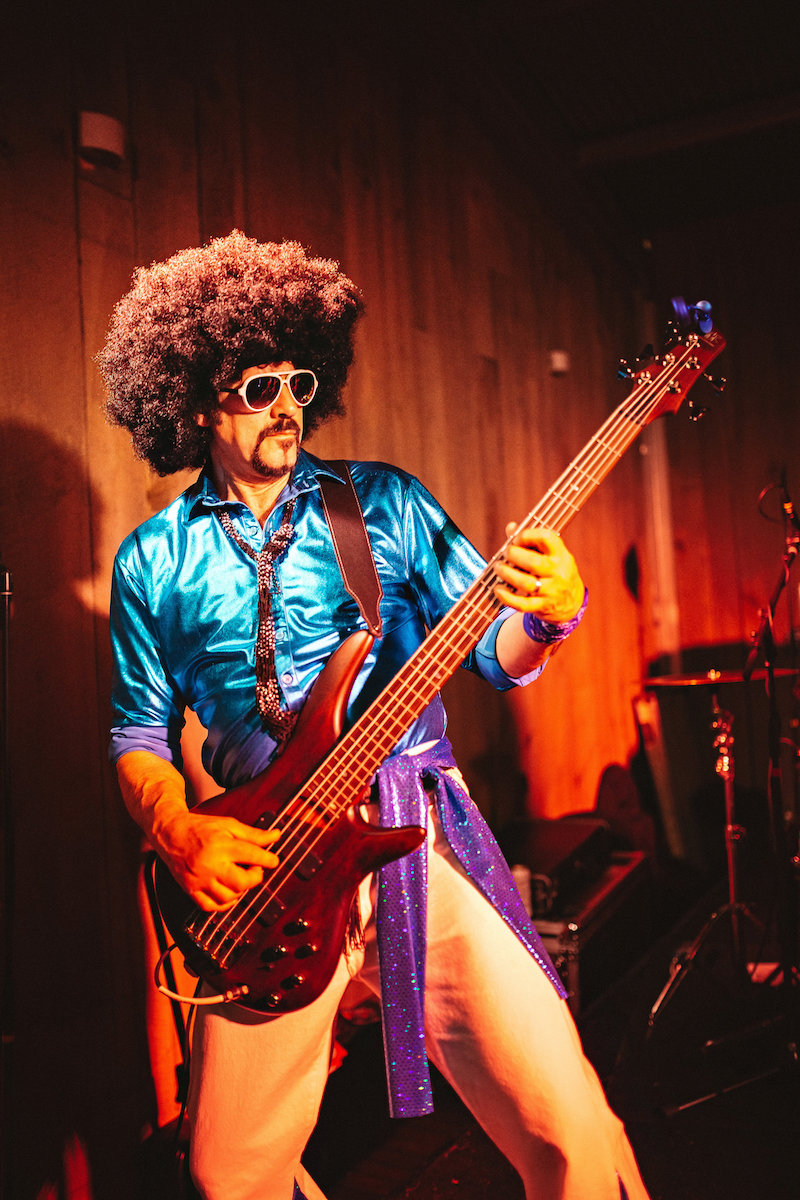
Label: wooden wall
xmin=2 ymin=3 xmax=797 ymax=1197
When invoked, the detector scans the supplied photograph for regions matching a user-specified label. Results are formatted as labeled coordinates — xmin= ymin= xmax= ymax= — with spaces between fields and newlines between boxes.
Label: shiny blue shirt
xmin=110 ymin=450 xmax=540 ymax=782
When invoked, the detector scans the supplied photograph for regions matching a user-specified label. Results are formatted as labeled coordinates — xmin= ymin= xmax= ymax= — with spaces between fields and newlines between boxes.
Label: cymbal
xmin=646 ymin=668 xmax=798 ymax=688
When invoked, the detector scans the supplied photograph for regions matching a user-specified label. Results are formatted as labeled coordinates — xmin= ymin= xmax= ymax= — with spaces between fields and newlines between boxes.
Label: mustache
xmin=257 ymin=418 xmax=301 ymax=443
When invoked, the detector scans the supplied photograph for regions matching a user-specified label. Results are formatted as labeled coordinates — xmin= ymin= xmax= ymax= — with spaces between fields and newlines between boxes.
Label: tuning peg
xmin=692 ymin=301 xmax=713 ymax=334
xmin=672 ymin=296 xmax=690 ymax=328
xmin=687 ymin=397 xmax=707 ymax=421
xmin=703 ymin=372 xmax=726 ymax=393
xmin=617 ymin=359 xmax=633 ymax=379
xmin=671 ymin=296 xmax=714 ymax=334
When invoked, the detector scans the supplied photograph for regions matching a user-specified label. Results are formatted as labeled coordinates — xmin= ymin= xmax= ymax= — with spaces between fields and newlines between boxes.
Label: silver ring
xmin=533 ymin=577 xmax=543 ymax=593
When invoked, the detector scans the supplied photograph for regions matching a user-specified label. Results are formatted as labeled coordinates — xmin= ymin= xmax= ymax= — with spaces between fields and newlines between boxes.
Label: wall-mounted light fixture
xmin=77 ymin=111 xmax=125 ymax=169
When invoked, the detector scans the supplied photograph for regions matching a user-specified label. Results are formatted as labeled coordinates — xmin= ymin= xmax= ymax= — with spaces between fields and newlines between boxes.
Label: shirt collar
xmin=184 ymin=450 xmax=346 ymax=522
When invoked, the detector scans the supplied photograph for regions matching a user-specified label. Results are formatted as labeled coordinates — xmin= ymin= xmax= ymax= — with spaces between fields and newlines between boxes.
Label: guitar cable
xmin=154 ymin=944 xmax=251 ymax=1006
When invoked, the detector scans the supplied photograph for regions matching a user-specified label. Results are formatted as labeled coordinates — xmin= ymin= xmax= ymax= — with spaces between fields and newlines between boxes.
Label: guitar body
xmin=154 ymin=630 xmax=427 ymax=1014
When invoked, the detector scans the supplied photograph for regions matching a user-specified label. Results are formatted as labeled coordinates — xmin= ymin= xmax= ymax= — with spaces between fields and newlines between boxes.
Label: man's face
xmin=205 ymin=361 xmax=305 ymax=483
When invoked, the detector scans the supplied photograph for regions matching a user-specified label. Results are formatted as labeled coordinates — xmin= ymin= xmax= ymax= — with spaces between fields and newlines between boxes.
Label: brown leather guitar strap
xmin=318 ymin=461 xmax=384 ymax=639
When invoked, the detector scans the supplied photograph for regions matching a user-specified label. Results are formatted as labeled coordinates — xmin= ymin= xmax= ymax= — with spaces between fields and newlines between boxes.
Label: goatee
xmin=251 ymin=421 xmax=301 ymax=479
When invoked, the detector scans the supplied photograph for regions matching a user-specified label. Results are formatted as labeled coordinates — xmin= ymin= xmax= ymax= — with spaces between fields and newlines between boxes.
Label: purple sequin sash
xmin=374 ymin=737 xmax=566 ymax=1118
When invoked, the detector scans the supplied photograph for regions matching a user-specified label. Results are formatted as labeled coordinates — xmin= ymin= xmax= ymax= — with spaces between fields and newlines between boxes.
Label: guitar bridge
xmin=184 ymin=911 xmax=250 ymax=968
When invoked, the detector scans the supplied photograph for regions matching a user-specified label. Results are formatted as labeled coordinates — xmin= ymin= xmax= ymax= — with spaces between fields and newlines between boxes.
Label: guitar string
xmin=194 ymin=583 xmax=503 ymax=960
xmin=217 ymin=342 xmax=698 ymax=876
xmin=192 ymin=342 xmax=700 ymax=959
xmin=193 ymin=341 xmax=707 ymax=960
xmin=192 ymin=345 xmax=697 ymax=960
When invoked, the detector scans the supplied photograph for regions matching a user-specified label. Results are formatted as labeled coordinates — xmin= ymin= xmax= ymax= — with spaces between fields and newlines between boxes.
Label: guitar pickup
xmin=255 ymin=897 xmax=287 ymax=928
xmin=294 ymin=851 xmax=322 ymax=881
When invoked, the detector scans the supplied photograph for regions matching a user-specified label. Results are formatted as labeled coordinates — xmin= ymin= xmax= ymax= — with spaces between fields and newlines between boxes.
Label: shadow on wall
xmin=0 ymin=420 xmax=154 ymax=1199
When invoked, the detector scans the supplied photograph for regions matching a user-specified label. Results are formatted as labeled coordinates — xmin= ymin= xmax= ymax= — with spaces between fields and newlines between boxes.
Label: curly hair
xmin=98 ymin=231 xmax=364 ymax=475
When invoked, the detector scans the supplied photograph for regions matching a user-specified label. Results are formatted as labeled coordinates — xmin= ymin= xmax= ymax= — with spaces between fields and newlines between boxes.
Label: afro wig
xmin=99 ymin=231 xmax=364 ymax=475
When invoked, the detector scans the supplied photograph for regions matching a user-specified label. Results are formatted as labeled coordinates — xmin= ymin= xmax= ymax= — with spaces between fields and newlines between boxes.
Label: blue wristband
xmin=522 ymin=587 xmax=588 ymax=645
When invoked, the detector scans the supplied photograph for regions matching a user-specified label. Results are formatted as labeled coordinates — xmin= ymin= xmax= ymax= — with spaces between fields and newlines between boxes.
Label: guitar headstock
xmin=618 ymin=298 xmax=727 ymax=426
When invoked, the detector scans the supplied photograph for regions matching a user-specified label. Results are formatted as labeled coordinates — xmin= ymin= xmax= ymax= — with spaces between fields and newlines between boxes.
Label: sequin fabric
xmin=376 ymin=737 xmax=567 ymax=1118
xmin=217 ymin=500 xmax=297 ymax=747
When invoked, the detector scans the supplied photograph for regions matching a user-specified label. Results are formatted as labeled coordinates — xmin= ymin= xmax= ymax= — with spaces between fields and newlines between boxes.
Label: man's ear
xmin=196 ymin=411 xmax=212 ymax=427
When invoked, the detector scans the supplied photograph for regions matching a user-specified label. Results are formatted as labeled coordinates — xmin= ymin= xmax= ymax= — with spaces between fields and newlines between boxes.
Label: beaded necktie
xmin=217 ymin=500 xmax=298 ymax=747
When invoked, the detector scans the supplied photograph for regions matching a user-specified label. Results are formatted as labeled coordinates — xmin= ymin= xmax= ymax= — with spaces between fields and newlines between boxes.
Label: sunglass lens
xmin=243 ymin=375 xmax=282 ymax=409
xmin=289 ymin=371 xmax=317 ymax=404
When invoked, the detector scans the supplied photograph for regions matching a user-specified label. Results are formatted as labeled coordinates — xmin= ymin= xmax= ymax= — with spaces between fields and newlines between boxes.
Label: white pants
xmin=188 ymin=806 xmax=650 ymax=1200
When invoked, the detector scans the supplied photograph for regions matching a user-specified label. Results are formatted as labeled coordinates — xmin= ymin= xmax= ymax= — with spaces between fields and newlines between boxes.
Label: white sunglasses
xmin=220 ymin=369 xmax=318 ymax=412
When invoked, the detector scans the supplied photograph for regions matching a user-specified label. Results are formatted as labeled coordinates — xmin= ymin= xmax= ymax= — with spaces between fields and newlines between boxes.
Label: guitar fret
xmin=547 ymin=488 xmax=582 ymax=514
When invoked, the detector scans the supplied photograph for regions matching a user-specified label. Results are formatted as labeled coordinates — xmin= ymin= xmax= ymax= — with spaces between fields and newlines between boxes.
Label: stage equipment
xmin=742 ymin=481 xmax=800 ymax=1003
xmin=645 ymin=671 xmax=772 ymax=1025
xmin=500 ymin=817 xmax=613 ymax=917
xmin=644 ymin=481 xmax=800 ymax=1106
xmin=535 ymin=851 xmax=650 ymax=1015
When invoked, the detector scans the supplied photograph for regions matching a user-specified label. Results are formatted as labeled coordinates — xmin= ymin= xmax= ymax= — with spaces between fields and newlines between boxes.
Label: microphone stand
xmin=0 ymin=554 xmax=13 ymax=1200
xmin=743 ymin=514 xmax=799 ymax=1006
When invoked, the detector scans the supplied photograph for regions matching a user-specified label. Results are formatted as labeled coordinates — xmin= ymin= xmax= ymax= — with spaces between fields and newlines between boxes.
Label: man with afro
xmin=101 ymin=231 xmax=649 ymax=1200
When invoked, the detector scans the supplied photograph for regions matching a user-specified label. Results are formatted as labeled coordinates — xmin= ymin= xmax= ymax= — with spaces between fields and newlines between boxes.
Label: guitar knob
xmin=281 ymin=974 xmax=306 ymax=989
xmin=260 ymin=944 xmax=289 ymax=964
xmin=294 ymin=943 xmax=319 ymax=958
xmin=283 ymin=918 xmax=309 ymax=936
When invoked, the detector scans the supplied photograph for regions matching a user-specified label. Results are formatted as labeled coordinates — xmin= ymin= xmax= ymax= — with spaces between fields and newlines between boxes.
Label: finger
xmin=495 ymin=557 xmax=549 ymax=595
xmin=226 ymin=837 xmax=282 ymax=870
xmin=501 ymin=543 xmax=551 ymax=576
xmin=511 ymin=526 xmax=562 ymax=555
xmin=195 ymin=885 xmax=248 ymax=912
xmin=493 ymin=581 xmax=544 ymax=614
xmin=226 ymin=860 xmax=269 ymax=890
xmin=196 ymin=859 xmax=271 ymax=907
xmin=227 ymin=819 xmax=283 ymax=846
xmin=186 ymin=871 xmax=250 ymax=911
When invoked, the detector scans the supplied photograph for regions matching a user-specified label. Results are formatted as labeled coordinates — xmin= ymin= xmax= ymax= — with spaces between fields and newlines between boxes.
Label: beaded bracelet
xmin=522 ymin=587 xmax=588 ymax=645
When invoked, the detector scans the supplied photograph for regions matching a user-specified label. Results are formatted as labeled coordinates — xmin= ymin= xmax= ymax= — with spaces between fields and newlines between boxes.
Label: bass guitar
xmin=154 ymin=302 xmax=725 ymax=1013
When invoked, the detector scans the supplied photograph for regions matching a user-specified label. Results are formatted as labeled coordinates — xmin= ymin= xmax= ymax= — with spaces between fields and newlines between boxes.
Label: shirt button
xmin=281 ymin=671 xmax=294 ymax=684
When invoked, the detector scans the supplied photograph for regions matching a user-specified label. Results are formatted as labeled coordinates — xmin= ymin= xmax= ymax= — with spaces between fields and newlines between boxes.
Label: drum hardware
xmin=645 ymin=679 xmax=766 ymax=1029
xmin=643 ymin=488 xmax=800 ymax=1107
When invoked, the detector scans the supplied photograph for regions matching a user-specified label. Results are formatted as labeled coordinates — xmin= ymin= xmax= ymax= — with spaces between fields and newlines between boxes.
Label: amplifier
xmin=535 ymin=851 xmax=652 ymax=1015
xmin=500 ymin=817 xmax=613 ymax=917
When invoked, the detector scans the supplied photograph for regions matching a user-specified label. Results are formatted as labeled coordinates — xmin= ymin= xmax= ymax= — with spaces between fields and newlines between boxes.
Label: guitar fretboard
xmin=303 ymin=375 xmax=675 ymax=812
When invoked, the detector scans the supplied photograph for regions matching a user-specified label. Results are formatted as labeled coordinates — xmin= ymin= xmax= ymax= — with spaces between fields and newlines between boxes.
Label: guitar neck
xmin=304 ymin=327 xmax=725 ymax=807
